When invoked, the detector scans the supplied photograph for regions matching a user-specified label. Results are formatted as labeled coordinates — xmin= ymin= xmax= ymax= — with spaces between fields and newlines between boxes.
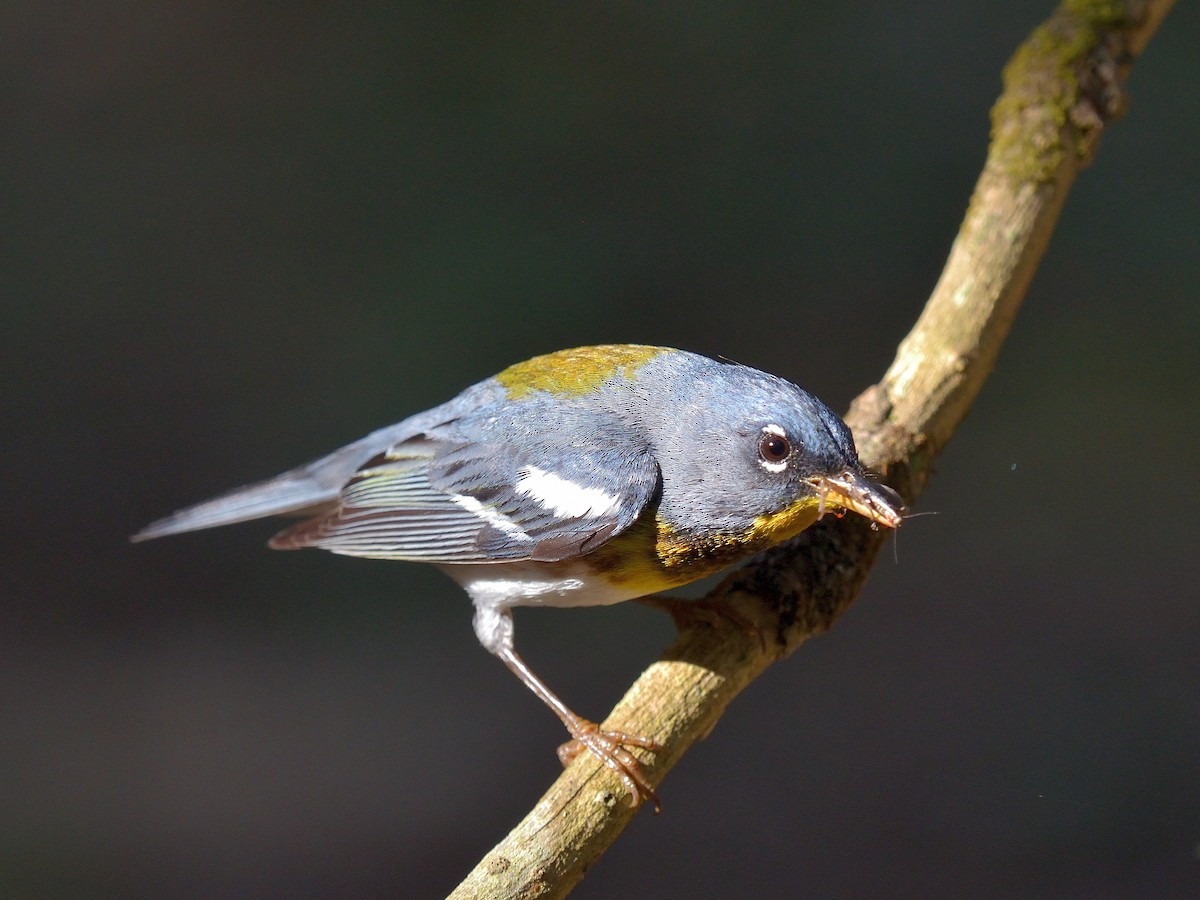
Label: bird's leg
xmin=473 ymin=602 xmax=661 ymax=812
xmin=495 ymin=645 xmax=662 ymax=813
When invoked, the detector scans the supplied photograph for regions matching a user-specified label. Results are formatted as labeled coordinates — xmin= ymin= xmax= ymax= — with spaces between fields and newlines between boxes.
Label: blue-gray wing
xmin=268 ymin=434 xmax=660 ymax=563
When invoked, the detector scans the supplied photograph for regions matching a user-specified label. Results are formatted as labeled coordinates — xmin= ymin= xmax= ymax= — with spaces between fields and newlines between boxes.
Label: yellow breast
xmin=580 ymin=495 xmax=824 ymax=596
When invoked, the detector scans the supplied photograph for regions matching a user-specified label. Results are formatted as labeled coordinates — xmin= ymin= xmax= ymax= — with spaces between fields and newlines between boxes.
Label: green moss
xmin=1062 ymin=0 xmax=1127 ymax=27
xmin=987 ymin=1 xmax=1125 ymax=183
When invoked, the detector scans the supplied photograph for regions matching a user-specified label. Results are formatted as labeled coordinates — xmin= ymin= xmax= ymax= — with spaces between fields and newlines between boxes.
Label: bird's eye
xmin=758 ymin=426 xmax=792 ymax=471
xmin=760 ymin=434 xmax=789 ymax=461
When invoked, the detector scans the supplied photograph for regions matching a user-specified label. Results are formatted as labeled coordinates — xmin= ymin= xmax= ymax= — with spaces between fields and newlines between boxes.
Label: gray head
xmin=612 ymin=350 xmax=903 ymax=553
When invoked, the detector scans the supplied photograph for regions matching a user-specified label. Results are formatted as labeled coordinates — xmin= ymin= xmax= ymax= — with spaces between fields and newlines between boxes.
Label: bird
xmin=133 ymin=344 xmax=904 ymax=811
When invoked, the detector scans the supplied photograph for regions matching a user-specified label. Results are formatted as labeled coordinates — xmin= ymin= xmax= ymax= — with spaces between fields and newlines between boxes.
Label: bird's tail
xmin=130 ymin=466 xmax=341 ymax=542
xmin=129 ymin=423 xmax=416 ymax=543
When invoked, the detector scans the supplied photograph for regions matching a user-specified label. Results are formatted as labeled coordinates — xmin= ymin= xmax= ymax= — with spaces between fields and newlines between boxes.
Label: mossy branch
xmin=449 ymin=2 xmax=1176 ymax=897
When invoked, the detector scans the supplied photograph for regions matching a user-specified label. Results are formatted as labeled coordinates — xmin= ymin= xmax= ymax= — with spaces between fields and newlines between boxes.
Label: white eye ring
xmin=757 ymin=424 xmax=791 ymax=473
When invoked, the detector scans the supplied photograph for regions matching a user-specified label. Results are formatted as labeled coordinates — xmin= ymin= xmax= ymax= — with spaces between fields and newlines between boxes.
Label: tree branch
xmin=449 ymin=2 xmax=1177 ymax=896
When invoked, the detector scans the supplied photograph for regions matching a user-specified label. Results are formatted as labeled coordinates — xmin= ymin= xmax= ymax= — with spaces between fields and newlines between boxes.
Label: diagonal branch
xmin=450 ymin=2 xmax=1177 ymax=897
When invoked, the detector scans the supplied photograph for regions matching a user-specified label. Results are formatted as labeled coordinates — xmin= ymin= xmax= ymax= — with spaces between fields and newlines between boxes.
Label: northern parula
xmin=134 ymin=344 xmax=904 ymax=810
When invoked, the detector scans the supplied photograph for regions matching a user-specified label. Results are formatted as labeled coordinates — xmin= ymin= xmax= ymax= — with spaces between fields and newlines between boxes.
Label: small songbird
xmin=133 ymin=344 xmax=903 ymax=810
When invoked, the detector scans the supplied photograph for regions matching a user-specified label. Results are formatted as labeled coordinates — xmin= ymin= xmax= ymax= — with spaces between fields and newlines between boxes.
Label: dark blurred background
xmin=4 ymin=2 xmax=1198 ymax=897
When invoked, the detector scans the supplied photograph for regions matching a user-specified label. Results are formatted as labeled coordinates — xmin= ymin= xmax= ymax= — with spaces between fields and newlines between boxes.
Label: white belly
xmin=440 ymin=559 xmax=643 ymax=610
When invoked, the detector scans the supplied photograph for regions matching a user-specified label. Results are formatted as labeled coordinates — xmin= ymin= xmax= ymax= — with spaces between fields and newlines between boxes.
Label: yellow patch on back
xmin=496 ymin=345 xmax=666 ymax=400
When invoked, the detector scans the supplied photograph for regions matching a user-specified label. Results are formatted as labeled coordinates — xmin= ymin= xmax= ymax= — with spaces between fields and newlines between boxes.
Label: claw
xmin=558 ymin=720 xmax=662 ymax=813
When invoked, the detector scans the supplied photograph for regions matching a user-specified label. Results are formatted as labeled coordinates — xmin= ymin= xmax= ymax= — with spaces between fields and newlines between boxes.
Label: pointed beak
xmin=807 ymin=469 xmax=906 ymax=529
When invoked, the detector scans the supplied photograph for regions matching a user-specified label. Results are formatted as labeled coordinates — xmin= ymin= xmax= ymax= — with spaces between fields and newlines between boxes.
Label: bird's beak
xmin=807 ymin=469 xmax=906 ymax=529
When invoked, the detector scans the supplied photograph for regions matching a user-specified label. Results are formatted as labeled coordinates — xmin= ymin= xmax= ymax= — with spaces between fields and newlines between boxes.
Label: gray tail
xmin=130 ymin=419 xmax=428 ymax=543
xmin=130 ymin=436 xmax=388 ymax=542
xmin=130 ymin=470 xmax=339 ymax=542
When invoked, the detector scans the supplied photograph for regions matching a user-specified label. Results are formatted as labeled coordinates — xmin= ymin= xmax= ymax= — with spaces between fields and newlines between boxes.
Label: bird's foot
xmin=557 ymin=720 xmax=662 ymax=813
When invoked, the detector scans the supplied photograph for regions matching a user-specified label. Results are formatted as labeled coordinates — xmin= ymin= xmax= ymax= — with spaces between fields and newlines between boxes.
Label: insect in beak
xmin=808 ymin=470 xmax=905 ymax=529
